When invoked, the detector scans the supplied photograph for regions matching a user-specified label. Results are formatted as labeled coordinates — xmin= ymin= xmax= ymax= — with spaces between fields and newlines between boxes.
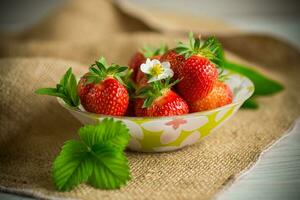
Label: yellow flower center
xmin=150 ymin=64 xmax=164 ymax=76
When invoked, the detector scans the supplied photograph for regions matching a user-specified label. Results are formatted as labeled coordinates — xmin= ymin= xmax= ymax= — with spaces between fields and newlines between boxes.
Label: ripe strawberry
xmin=134 ymin=78 xmax=188 ymax=117
xmin=160 ymin=50 xmax=185 ymax=79
xmin=135 ymin=90 xmax=188 ymax=117
xmin=177 ymin=55 xmax=218 ymax=102
xmin=77 ymin=57 xmax=129 ymax=116
xmin=128 ymin=52 xmax=145 ymax=80
xmin=175 ymin=33 xmax=222 ymax=102
xmin=135 ymin=69 xmax=148 ymax=88
xmin=189 ymin=81 xmax=233 ymax=112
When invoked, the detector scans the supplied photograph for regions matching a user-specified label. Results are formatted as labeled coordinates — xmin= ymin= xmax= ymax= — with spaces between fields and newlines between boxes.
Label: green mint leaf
xmin=34 ymin=88 xmax=66 ymax=99
xmin=35 ymin=67 xmax=80 ymax=108
xmin=223 ymin=60 xmax=284 ymax=95
xmin=60 ymin=68 xmax=72 ymax=87
xmin=68 ymin=73 xmax=80 ymax=107
xmin=52 ymin=118 xmax=131 ymax=191
xmin=88 ymin=144 xmax=130 ymax=189
xmin=52 ymin=140 xmax=93 ymax=191
xmin=63 ymin=68 xmax=80 ymax=107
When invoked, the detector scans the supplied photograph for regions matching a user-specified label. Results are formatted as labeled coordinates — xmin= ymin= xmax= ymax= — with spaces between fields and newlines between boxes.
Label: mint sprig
xmin=35 ymin=68 xmax=80 ymax=107
xmin=53 ymin=118 xmax=131 ymax=191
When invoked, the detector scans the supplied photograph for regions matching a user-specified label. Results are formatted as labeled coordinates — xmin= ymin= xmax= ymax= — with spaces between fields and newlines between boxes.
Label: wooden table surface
xmin=0 ymin=0 xmax=299 ymax=199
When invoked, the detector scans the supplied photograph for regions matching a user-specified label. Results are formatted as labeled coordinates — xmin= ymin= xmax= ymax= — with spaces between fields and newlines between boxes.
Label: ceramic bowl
xmin=58 ymin=70 xmax=254 ymax=152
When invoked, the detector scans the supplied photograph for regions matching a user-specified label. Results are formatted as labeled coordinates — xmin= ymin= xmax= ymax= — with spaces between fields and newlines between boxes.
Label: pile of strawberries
xmin=77 ymin=33 xmax=233 ymax=117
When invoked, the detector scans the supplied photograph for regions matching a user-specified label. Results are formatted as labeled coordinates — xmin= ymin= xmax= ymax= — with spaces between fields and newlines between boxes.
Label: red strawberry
xmin=78 ymin=57 xmax=129 ymax=116
xmin=125 ymin=100 xmax=135 ymax=116
xmin=160 ymin=50 xmax=185 ymax=79
xmin=175 ymin=33 xmax=222 ymax=102
xmin=134 ymin=78 xmax=188 ymax=117
xmin=177 ymin=55 xmax=218 ymax=102
xmin=189 ymin=81 xmax=233 ymax=112
xmin=135 ymin=69 xmax=148 ymax=88
xmin=128 ymin=52 xmax=145 ymax=81
xmin=135 ymin=90 xmax=189 ymax=117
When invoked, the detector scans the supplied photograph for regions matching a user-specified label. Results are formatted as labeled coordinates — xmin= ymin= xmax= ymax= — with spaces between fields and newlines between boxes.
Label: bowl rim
xmin=57 ymin=71 xmax=254 ymax=120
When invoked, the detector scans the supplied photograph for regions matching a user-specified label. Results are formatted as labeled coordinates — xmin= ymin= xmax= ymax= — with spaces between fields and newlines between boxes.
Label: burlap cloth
xmin=0 ymin=0 xmax=299 ymax=199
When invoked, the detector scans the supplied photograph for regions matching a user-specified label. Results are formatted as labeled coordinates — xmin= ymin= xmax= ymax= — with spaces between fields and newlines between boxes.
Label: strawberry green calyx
xmin=136 ymin=77 xmax=180 ymax=108
xmin=121 ymin=68 xmax=136 ymax=98
xmin=175 ymin=32 xmax=224 ymax=67
xmin=140 ymin=44 xmax=168 ymax=58
xmin=85 ymin=57 xmax=129 ymax=86
xmin=35 ymin=68 xmax=80 ymax=107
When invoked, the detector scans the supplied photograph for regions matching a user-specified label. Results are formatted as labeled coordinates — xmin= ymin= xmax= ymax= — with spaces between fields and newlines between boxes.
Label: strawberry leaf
xmin=79 ymin=118 xmax=130 ymax=151
xmin=52 ymin=118 xmax=131 ymax=191
xmin=88 ymin=144 xmax=130 ymax=189
xmin=52 ymin=140 xmax=93 ymax=191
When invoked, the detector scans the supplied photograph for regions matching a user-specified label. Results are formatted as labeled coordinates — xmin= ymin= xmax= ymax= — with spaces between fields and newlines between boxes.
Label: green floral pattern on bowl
xmin=58 ymin=71 xmax=254 ymax=152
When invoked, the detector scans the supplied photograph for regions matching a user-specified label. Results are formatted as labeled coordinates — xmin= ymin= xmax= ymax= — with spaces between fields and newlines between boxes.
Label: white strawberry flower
xmin=140 ymin=58 xmax=173 ymax=83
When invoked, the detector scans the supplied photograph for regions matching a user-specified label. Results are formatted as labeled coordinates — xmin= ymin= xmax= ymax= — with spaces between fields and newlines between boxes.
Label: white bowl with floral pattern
xmin=58 ymin=71 xmax=254 ymax=152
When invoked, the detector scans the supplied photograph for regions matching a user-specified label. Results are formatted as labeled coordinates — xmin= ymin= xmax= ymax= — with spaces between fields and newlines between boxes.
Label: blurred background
xmin=0 ymin=1 xmax=299 ymax=200
xmin=0 ymin=0 xmax=299 ymax=46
